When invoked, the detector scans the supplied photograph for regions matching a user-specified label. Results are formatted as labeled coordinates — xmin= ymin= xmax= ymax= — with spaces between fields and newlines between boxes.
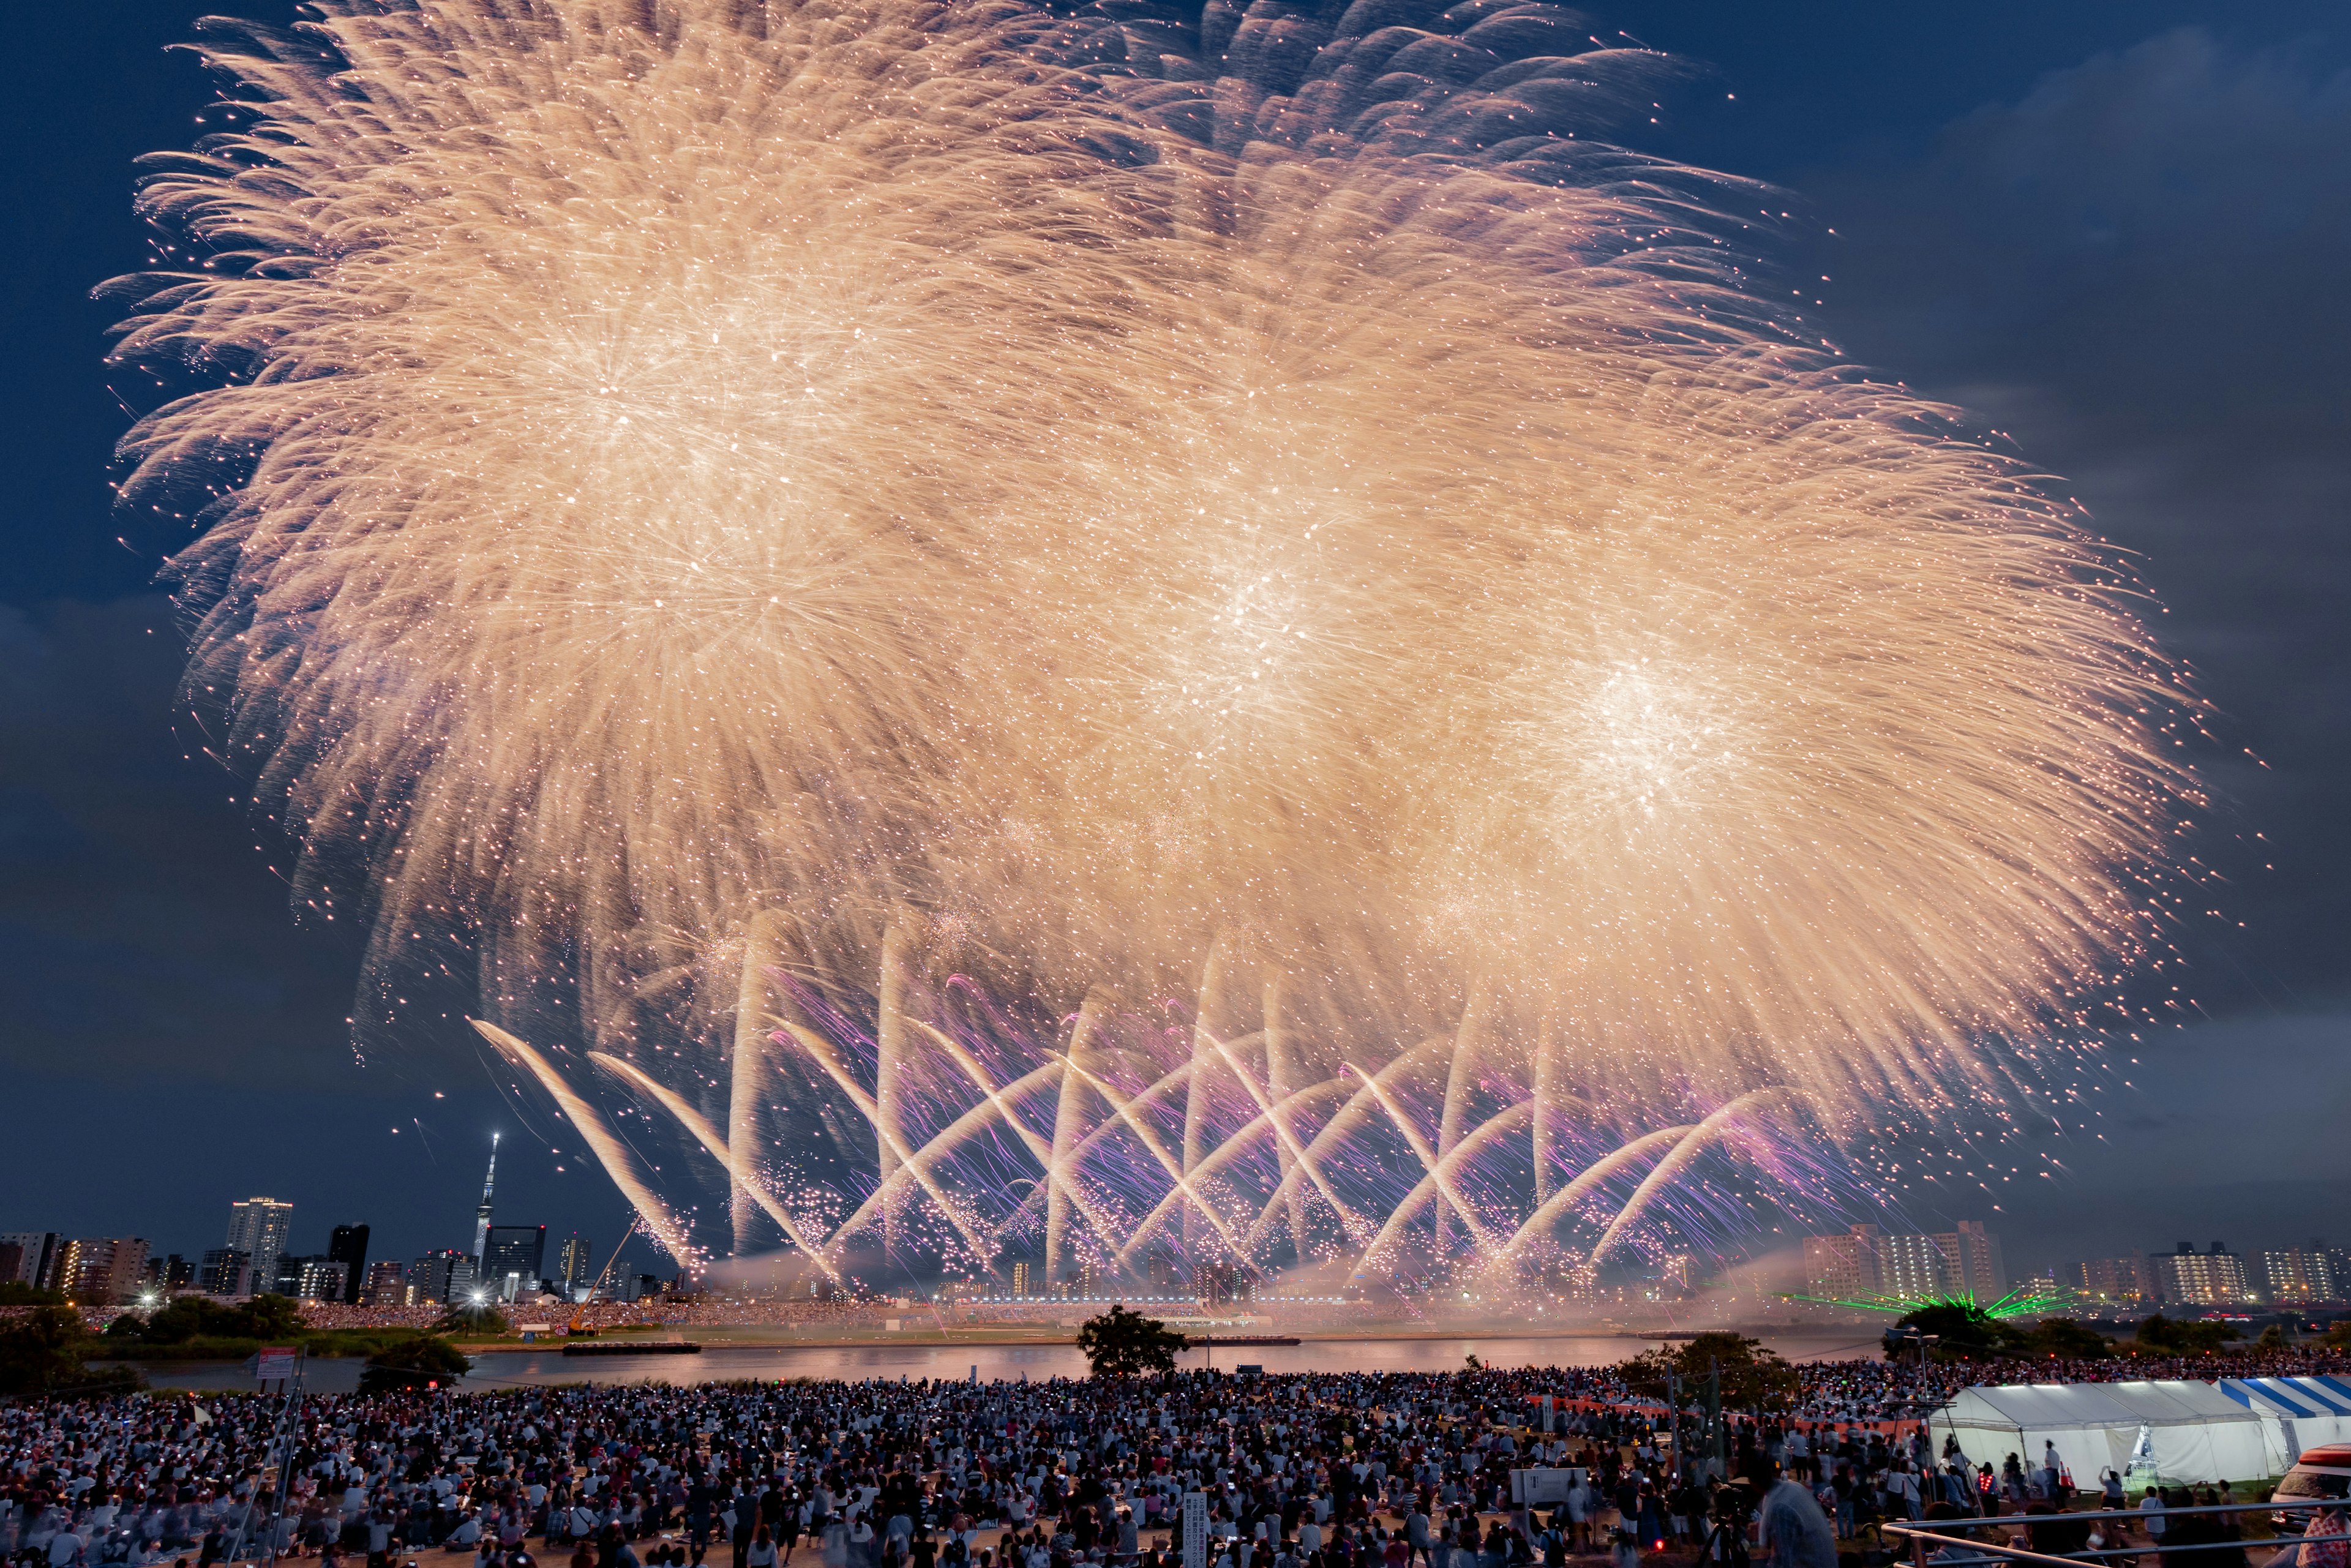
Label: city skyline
xmin=2 ymin=1 xmax=2346 ymax=1281
xmin=23 ymin=1157 xmax=2351 ymax=1308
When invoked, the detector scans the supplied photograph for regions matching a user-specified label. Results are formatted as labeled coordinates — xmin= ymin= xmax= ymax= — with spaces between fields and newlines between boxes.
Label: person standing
xmin=735 ymin=1489 xmax=760 ymax=1568
xmin=1886 ymin=1465 xmax=1921 ymax=1524
xmin=1757 ymin=1466 xmax=1836 ymax=1568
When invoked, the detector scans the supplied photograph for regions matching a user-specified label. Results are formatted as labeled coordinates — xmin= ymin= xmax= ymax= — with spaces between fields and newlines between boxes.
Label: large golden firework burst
xmin=108 ymin=0 xmax=2202 ymax=1278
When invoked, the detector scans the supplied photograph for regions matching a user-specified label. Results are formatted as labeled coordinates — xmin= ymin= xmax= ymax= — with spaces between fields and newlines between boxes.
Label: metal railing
xmin=1885 ymin=1499 xmax=2339 ymax=1568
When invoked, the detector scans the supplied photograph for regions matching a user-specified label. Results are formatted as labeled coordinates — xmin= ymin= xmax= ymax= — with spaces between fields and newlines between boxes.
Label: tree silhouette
xmin=1077 ymin=1305 xmax=1187 ymax=1378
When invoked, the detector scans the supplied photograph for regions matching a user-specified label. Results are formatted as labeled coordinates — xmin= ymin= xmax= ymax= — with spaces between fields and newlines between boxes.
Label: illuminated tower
xmin=472 ymin=1132 xmax=500 ymax=1264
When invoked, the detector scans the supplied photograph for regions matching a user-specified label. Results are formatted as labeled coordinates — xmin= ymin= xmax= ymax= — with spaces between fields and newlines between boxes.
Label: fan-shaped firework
xmin=109 ymin=0 xmax=2199 ymax=1285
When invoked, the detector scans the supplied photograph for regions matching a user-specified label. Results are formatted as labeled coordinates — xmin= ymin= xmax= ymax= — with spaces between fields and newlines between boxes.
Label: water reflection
xmin=130 ymin=1331 xmax=1879 ymax=1393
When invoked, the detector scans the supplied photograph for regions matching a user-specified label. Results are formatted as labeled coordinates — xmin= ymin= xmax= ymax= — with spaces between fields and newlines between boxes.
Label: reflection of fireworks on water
xmin=113 ymin=0 xmax=2201 ymax=1281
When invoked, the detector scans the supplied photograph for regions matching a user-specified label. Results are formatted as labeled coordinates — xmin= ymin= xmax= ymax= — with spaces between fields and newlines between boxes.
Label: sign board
xmin=255 ymin=1346 xmax=298 ymax=1382
xmin=1510 ymin=1469 xmax=1584 ymax=1506
xmin=1182 ymin=1491 xmax=1207 ymax=1568
xmin=1539 ymin=1396 xmax=1555 ymax=1433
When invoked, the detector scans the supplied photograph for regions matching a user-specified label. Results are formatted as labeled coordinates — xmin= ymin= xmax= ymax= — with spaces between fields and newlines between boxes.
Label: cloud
xmin=1802 ymin=29 xmax=2351 ymax=1013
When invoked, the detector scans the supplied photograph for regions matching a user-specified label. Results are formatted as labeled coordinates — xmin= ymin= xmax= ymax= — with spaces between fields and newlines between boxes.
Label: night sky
xmin=2 ymin=2 xmax=2344 ymax=1283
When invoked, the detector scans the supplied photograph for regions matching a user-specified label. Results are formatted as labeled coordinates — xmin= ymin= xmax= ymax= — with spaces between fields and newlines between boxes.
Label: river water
xmin=128 ymin=1330 xmax=1883 ymax=1394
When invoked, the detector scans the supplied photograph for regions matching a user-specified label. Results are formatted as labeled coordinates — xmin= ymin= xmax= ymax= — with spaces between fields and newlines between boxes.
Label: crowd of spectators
xmin=5 ymin=1352 xmax=2344 ymax=1568
xmin=1783 ymin=1345 xmax=2351 ymax=1422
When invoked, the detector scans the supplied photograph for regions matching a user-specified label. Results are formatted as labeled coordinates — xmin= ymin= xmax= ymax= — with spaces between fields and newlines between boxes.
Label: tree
xmin=0 ymin=1307 xmax=95 ymax=1396
xmin=2130 ymin=1313 xmax=2240 ymax=1354
xmin=1885 ymin=1302 xmax=2006 ymax=1360
xmin=225 ymin=1294 xmax=307 ymax=1340
xmin=129 ymin=1295 xmax=236 ymax=1345
xmin=105 ymin=1293 xmax=305 ymax=1348
xmin=1619 ymin=1332 xmax=1799 ymax=1411
xmin=1076 ymin=1305 xmax=1186 ymax=1378
xmin=435 ymin=1302 xmax=511 ymax=1337
xmin=358 ymin=1334 xmax=471 ymax=1394
xmin=2015 ymin=1317 xmax=2111 ymax=1358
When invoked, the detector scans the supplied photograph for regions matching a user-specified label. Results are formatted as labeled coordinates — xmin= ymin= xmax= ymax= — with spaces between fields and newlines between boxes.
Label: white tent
xmin=1924 ymin=1378 xmax=2351 ymax=1487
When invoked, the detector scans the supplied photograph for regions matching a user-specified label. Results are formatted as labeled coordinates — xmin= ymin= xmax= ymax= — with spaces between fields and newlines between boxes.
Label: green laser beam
xmin=1777 ymin=1287 xmax=2067 ymax=1320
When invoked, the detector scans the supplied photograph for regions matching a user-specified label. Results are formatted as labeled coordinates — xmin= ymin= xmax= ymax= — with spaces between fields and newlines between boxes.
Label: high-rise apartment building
xmin=58 ymin=1238 xmax=151 ymax=1304
xmin=198 ymin=1248 xmax=250 ymax=1297
xmin=276 ymin=1256 xmax=349 ymax=1302
xmin=1947 ymin=1221 xmax=2006 ymax=1297
xmin=481 ymin=1225 xmax=546 ymax=1300
xmin=1010 ymin=1259 xmax=1032 ymax=1297
xmin=1804 ymin=1221 xmax=2004 ymax=1302
xmin=2262 ymin=1248 xmax=2342 ymax=1305
xmin=361 ymin=1259 xmax=409 ymax=1306
xmin=2151 ymin=1242 xmax=2254 ymax=1307
xmin=407 ymin=1248 xmax=476 ymax=1305
xmin=2074 ymin=1255 xmax=2154 ymax=1307
xmin=1877 ymin=1233 xmax=1951 ymax=1300
xmin=0 ymin=1233 xmax=61 ymax=1292
xmin=327 ymin=1225 xmax=370 ymax=1305
xmin=225 ymin=1199 xmax=294 ymax=1294
xmin=1191 ymin=1259 xmax=1247 ymax=1307
xmin=557 ymin=1234 xmax=596 ymax=1295
xmin=1804 ymin=1226 xmax=1885 ymax=1299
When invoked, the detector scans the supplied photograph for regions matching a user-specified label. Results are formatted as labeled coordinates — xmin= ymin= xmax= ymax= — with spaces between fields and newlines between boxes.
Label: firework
xmin=111 ymin=0 xmax=2199 ymax=1283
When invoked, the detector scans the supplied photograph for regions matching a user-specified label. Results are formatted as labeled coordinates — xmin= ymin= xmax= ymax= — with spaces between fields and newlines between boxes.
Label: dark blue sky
xmin=2 ymin=1 xmax=2344 ymax=1280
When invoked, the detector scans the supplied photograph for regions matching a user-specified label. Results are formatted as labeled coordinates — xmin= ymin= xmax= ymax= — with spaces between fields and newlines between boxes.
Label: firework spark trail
xmin=111 ymin=0 xmax=2202 ymax=1275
